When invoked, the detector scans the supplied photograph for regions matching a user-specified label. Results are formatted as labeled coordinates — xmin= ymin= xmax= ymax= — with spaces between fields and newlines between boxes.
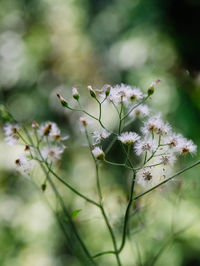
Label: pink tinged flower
xmin=118 ymin=131 xmax=140 ymax=145
xmin=41 ymin=145 xmax=65 ymax=162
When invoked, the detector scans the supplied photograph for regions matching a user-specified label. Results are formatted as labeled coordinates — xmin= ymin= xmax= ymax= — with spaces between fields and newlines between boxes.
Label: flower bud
xmin=57 ymin=93 xmax=68 ymax=107
xmin=72 ymin=86 xmax=80 ymax=100
xmin=41 ymin=183 xmax=47 ymax=192
xmin=88 ymin=85 xmax=96 ymax=98
xmin=92 ymin=147 xmax=105 ymax=160
xmin=105 ymin=85 xmax=111 ymax=97
xmin=148 ymin=80 xmax=161 ymax=96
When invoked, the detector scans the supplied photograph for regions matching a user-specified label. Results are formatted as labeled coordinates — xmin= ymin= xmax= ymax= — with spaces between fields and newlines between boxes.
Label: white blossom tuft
xmin=92 ymin=129 xmax=111 ymax=144
xmin=41 ymin=145 xmax=65 ymax=162
xmin=118 ymin=132 xmax=140 ymax=145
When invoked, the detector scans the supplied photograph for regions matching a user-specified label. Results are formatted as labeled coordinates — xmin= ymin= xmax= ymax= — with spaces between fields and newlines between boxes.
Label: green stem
xmin=118 ymin=172 xmax=136 ymax=253
xmin=134 ymin=159 xmax=200 ymax=200
xmin=39 ymin=162 xmax=96 ymax=265
xmin=122 ymin=95 xmax=149 ymax=122
xmin=92 ymin=250 xmax=115 ymax=258
xmin=45 ymin=165 xmax=100 ymax=207
xmin=104 ymin=159 xmax=134 ymax=171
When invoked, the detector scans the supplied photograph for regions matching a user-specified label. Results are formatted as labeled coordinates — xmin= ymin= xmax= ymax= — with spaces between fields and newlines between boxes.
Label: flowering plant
xmin=1 ymin=81 xmax=199 ymax=266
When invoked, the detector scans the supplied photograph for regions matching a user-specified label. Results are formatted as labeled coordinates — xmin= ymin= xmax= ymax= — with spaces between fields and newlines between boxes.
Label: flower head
xmin=118 ymin=132 xmax=140 ymax=145
xmin=92 ymin=129 xmax=111 ymax=144
xmin=178 ymin=139 xmax=197 ymax=155
xmin=134 ymin=137 xmax=156 ymax=156
xmin=141 ymin=115 xmax=171 ymax=136
xmin=4 ymin=123 xmax=19 ymax=146
xmin=15 ymin=156 xmax=32 ymax=177
xmin=129 ymin=105 xmax=149 ymax=118
xmin=41 ymin=145 xmax=65 ymax=162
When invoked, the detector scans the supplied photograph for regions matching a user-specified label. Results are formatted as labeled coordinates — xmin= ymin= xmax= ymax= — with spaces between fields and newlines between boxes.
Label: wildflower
xmin=41 ymin=145 xmax=65 ymax=162
xmin=141 ymin=115 xmax=171 ymax=136
xmin=4 ymin=135 xmax=19 ymax=146
xmin=129 ymin=105 xmax=149 ymax=118
xmin=37 ymin=122 xmax=67 ymax=141
xmin=160 ymin=153 xmax=176 ymax=166
xmin=126 ymin=86 xmax=143 ymax=102
xmin=107 ymin=84 xmax=143 ymax=105
xmin=136 ymin=169 xmax=154 ymax=188
xmin=134 ymin=137 xmax=156 ymax=156
xmin=15 ymin=156 xmax=32 ymax=177
xmin=4 ymin=123 xmax=19 ymax=146
xmin=163 ymin=133 xmax=185 ymax=150
xmin=72 ymin=86 xmax=80 ymax=100
xmin=118 ymin=132 xmax=140 ymax=145
xmin=4 ymin=122 xmax=19 ymax=136
xmin=178 ymin=139 xmax=197 ymax=155
xmin=92 ymin=129 xmax=111 ymax=144
xmin=92 ymin=147 xmax=105 ymax=160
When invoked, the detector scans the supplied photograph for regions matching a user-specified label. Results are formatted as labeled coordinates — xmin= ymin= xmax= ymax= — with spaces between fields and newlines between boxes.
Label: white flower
xmin=4 ymin=123 xmax=19 ymax=145
xmin=4 ymin=123 xmax=19 ymax=136
xmin=134 ymin=137 xmax=157 ymax=156
xmin=160 ymin=153 xmax=177 ymax=166
xmin=92 ymin=147 xmax=105 ymax=160
xmin=15 ymin=156 xmax=32 ymax=177
xmin=92 ymin=129 xmax=111 ymax=144
xmin=141 ymin=115 xmax=171 ymax=136
xmin=177 ymin=139 xmax=197 ymax=155
xmin=126 ymin=86 xmax=143 ymax=102
xmin=106 ymin=84 xmax=143 ymax=105
xmin=163 ymin=133 xmax=184 ymax=150
xmin=37 ymin=122 xmax=68 ymax=141
xmin=136 ymin=169 xmax=154 ymax=188
xmin=136 ymin=166 xmax=166 ymax=189
xmin=118 ymin=132 xmax=140 ymax=145
xmin=4 ymin=135 xmax=19 ymax=146
xmin=129 ymin=105 xmax=149 ymax=118
xmin=41 ymin=145 xmax=65 ymax=162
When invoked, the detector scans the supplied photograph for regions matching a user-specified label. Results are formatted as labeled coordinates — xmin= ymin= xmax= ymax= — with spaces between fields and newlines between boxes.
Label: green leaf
xmin=72 ymin=209 xmax=82 ymax=219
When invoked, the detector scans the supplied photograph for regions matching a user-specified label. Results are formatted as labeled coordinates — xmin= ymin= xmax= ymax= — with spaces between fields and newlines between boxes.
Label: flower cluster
xmin=99 ymin=83 xmax=144 ymax=105
xmin=3 ymin=121 xmax=68 ymax=176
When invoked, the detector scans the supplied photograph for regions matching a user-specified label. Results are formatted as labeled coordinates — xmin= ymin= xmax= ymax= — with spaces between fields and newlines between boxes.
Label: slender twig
xmin=118 ymin=172 xmax=136 ymax=253
xmin=134 ymin=159 xmax=200 ymax=200
xmin=122 ymin=95 xmax=149 ymax=122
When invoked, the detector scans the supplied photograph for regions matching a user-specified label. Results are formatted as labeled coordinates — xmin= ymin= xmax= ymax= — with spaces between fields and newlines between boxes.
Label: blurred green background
xmin=0 ymin=0 xmax=200 ymax=265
